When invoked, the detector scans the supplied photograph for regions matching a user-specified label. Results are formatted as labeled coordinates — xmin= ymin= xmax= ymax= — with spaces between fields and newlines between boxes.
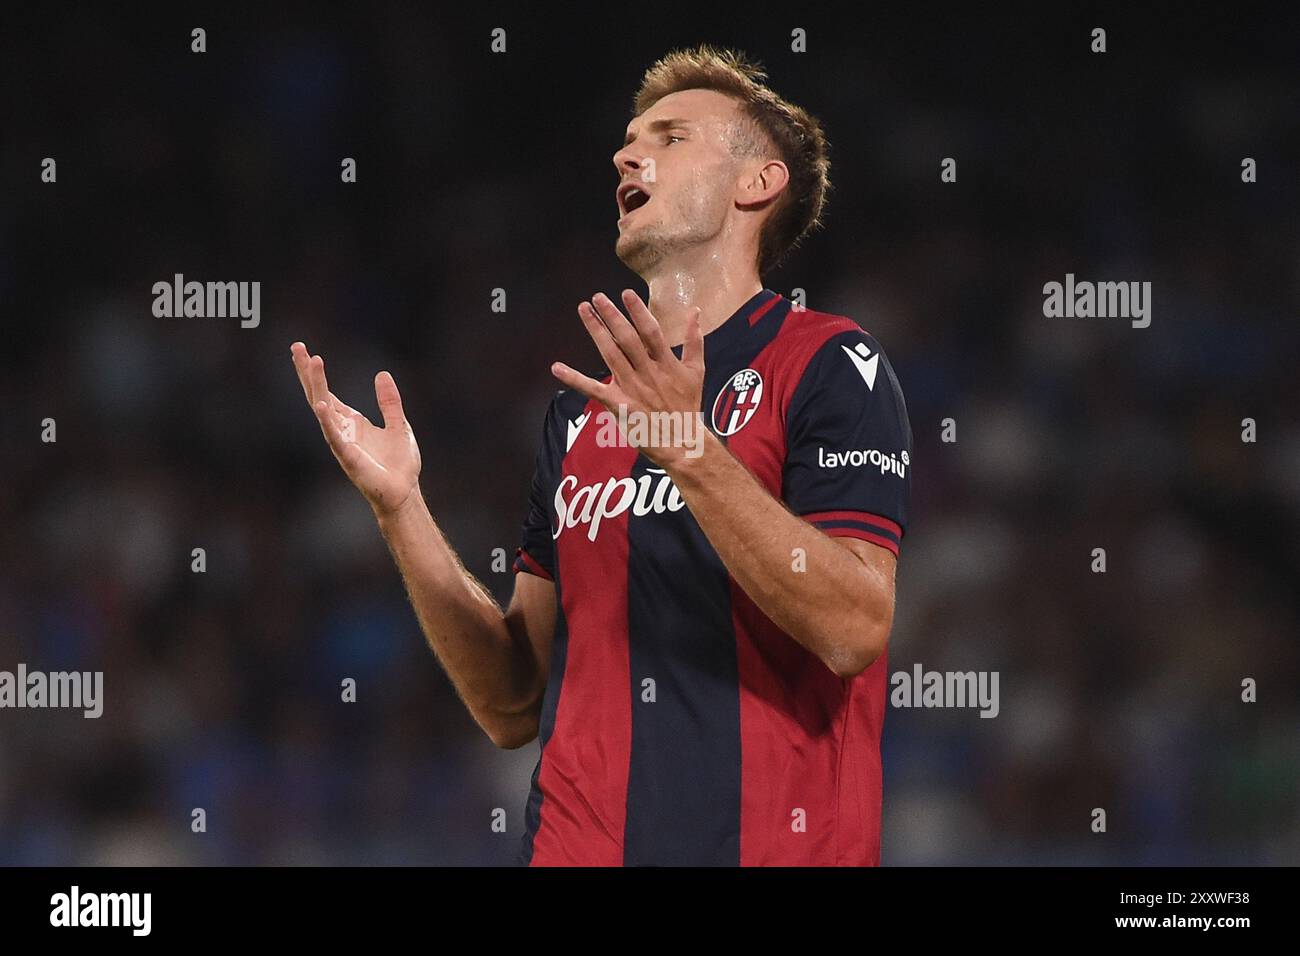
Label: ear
xmin=736 ymin=159 xmax=790 ymax=210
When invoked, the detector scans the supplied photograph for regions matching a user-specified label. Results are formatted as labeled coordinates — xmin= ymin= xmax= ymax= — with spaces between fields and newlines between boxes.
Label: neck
xmin=642 ymin=249 xmax=762 ymax=348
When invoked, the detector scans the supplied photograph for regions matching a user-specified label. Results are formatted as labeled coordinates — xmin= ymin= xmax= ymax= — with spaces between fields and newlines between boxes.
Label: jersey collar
xmin=700 ymin=288 xmax=782 ymax=356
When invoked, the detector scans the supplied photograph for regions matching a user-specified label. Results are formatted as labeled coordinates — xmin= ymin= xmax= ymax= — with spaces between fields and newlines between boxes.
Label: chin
xmin=616 ymin=233 xmax=663 ymax=274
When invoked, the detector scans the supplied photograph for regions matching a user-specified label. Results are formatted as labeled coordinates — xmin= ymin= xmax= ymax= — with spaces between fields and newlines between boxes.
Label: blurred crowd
xmin=1 ymin=7 xmax=1296 ymax=864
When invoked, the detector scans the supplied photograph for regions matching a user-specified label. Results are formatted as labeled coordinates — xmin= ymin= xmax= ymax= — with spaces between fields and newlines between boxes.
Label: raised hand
xmin=290 ymin=342 xmax=422 ymax=517
xmin=551 ymin=290 xmax=707 ymax=467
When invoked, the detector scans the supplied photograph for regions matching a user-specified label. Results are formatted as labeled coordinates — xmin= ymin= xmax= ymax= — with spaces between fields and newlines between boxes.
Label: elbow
xmin=825 ymin=641 xmax=882 ymax=680
xmin=823 ymin=608 xmax=893 ymax=679
xmin=485 ymin=713 xmax=540 ymax=750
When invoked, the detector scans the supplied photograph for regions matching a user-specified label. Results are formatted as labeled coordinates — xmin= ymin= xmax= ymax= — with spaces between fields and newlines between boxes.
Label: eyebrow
xmin=623 ymin=118 xmax=693 ymax=146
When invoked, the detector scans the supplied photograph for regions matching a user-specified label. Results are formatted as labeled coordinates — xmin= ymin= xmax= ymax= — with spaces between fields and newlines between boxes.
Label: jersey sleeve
xmin=782 ymin=330 xmax=913 ymax=556
xmin=512 ymin=394 xmax=565 ymax=580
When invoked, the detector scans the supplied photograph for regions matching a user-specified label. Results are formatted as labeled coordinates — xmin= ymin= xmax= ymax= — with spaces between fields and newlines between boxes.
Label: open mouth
xmin=618 ymin=182 xmax=652 ymax=219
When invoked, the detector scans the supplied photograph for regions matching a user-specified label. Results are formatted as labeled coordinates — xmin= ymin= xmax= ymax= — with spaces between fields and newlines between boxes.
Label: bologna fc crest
xmin=711 ymin=368 xmax=764 ymax=436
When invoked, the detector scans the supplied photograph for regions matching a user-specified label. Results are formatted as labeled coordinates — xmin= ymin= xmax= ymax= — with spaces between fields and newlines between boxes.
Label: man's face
xmin=612 ymin=88 xmax=747 ymax=275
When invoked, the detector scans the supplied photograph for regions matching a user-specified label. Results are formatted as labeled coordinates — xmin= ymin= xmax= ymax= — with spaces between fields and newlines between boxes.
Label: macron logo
xmin=841 ymin=342 xmax=879 ymax=390
xmin=566 ymin=411 xmax=591 ymax=451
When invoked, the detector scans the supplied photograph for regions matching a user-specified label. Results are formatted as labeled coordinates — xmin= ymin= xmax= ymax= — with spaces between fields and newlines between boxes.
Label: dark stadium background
xmin=1 ymin=5 xmax=1297 ymax=864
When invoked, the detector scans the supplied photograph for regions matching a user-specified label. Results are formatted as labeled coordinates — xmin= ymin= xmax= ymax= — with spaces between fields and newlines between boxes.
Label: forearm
xmin=374 ymin=491 xmax=543 ymax=735
xmin=666 ymin=432 xmax=891 ymax=676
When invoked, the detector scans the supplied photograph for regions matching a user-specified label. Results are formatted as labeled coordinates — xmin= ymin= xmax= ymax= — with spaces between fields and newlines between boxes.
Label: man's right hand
xmin=291 ymin=340 xmax=553 ymax=748
xmin=290 ymin=341 xmax=423 ymax=518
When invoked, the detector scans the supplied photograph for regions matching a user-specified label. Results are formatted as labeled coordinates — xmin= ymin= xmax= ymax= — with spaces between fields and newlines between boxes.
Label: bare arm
xmin=374 ymin=491 xmax=554 ymax=747
xmin=290 ymin=342 xmax=554 ymax=748
xmin=665 ymin=431 xmax=895 ymax=677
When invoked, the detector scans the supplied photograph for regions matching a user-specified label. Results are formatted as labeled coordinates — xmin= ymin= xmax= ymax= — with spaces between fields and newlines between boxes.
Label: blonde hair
xmin=633 ymin=45 xmax=832 ymax=275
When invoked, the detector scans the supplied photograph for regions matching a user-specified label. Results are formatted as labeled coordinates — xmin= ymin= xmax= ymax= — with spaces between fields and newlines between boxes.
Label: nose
xmin=612 ymin=143 xmax=644 ymax=179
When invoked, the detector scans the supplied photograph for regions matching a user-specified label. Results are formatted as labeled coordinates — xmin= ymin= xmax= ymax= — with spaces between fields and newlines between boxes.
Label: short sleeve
xmin=782 ymin=331 xmax=913 ymax=556
xmin=512 ymin=396 xmax=564 ymax=580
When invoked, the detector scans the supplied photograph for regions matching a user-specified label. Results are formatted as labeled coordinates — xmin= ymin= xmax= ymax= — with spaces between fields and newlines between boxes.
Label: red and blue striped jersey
xmin=512 ymin=289 xmax=912 ymax=865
